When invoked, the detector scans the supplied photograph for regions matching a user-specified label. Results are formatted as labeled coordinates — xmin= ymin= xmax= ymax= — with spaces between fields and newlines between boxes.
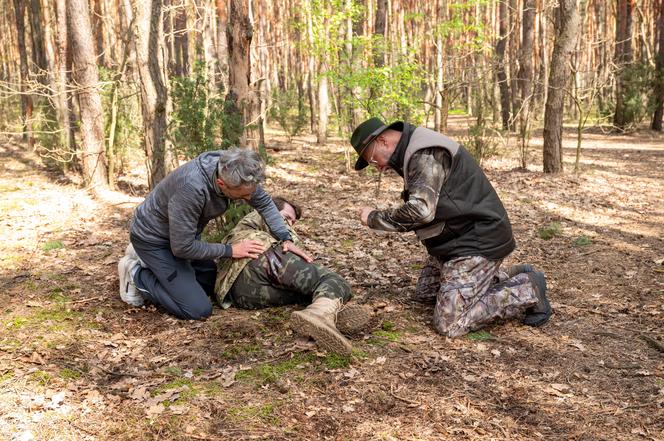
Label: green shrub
xmin=268 ymin=87 xmax=308 ymax=141
xmin=43 ymin=240 xmax=64 ymax=251
xmin=171 ymin=61 xmax=226 ymax=159
xmin=462 ymin=122 xmax=500 ymax=165
xmin=538 ymin=222 xmax=562 ymax=240
xmin=573 ymin=235 xmax=592 ymax=246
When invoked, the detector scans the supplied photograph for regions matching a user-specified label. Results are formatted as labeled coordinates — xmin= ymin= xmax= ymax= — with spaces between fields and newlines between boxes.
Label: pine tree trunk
xmin=374 ymin=0 xmax=387 ymax=68
xmin=28 ymin=0 xmax=48 ymax=84
xmin=224 ymin=0 xmax=261 ymax=151
xmin=304 ymin=1 xmax=317 ymax=133
xmin=543 ymin=0 xmax=579 ymax=173
xmin=67 ymin=0 xmax=109 ymax=190
xmin=317 ymin=9 xmax=329 ymax=144
xmin=534 ymin=3 xmax=548 ymax=116
xmin=651 ymin=0 xmax=664 ymax=131
xmin=613 ymin=0 xmax=634 ymax=131
xmin=54 ymin=0 xmax=74 ymax=156
xmin=130 ymin=0 xmax=176 ymax=188
xmin=215 ymin=0 xmax=229 ymax=89
xmin=517 ymin=0 xmax=536 ymax=168
xmin=495 ymin=0 xmax=511 ymax=130
xmin=434 ymin=0 xmax=445 ymax=132
xmin=13 ymin=0 xmax=34 ymax=148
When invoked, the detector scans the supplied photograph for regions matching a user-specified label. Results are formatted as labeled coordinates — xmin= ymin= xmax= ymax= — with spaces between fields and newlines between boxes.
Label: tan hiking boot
xmin=337 ymin=304 xmax=372 ymax=335
xmin=291 ymin=297 xmax=352 ymax=355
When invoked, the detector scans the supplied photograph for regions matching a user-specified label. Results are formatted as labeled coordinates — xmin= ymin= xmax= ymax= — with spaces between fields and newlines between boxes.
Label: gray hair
xmin=217 ymin=148 xmax=266 ymax=187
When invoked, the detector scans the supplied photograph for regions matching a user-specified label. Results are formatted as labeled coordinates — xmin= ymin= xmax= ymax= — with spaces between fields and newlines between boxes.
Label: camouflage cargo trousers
xmin=414 ymin=255 xmax=538 ymax=337
xmin=229 ymin=246 xmax=352 ymax=309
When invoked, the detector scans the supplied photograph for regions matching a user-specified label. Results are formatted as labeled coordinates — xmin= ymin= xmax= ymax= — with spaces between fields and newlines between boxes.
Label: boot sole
xmin=291 ymin=311 xmax=353 ymax=355
xmin=524 ymin=272 xmax=551 ymax=327
xmin=337 ymin=305 xmax=372 ymax=335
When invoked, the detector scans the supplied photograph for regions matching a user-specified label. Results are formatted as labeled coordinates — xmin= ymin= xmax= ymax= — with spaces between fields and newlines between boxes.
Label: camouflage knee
xmin=312 ymin=271 xmax=352 ymax=303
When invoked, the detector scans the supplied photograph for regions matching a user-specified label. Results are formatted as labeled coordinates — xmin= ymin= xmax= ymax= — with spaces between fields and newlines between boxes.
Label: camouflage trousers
xmin=414 ymin=255 xmax=538 ymax=337
xmin=229 ymin=246 xmax=352 ymax=309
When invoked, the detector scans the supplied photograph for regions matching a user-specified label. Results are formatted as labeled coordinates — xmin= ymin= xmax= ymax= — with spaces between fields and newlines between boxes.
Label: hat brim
xmin=353 ymin=124 xmax=390 ymax=170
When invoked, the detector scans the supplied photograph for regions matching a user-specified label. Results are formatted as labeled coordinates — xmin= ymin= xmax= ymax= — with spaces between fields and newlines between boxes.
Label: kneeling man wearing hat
xmin=350 ymin=118 xmax=552 ymax=337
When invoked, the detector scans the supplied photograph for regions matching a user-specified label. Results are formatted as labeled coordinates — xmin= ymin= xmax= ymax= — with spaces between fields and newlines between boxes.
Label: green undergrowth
xmin=370 ymin=320 xmax=401 ymax=344
xmin=235 ymin=353 xmax=316 ymax=385
xmin=538 ymin=222 xmax=562 ymax=240
xmin=465 ymin=330 xmax=495 ymax=341
xmin=226 ymin=401 xmax=282 ymax=425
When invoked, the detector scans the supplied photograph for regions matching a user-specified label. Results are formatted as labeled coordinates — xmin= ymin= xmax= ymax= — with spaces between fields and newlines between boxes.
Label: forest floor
xmin=0 ymin=118 xmax=663 ymax=441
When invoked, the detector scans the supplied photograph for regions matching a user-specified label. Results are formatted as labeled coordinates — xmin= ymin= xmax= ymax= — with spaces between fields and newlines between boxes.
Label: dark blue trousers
xmin=130 ymin=235 xmax=217 ymax=320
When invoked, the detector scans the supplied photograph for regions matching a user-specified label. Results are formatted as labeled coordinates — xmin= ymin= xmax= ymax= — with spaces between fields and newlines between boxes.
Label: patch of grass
xmin=373 ymin=330 xmax=400 ymax=342
xmin=164 ymin=366 xmax=183 ymax=377
xmin=153 ymin=378 xmax=198 ymax=405
xmin=221 ymin=342 xmax=262 ymax=359
xmin=0 ymin=253 xmax=25 ymax=266
xmin=371 ymin=321 xmax=401 ymax=343
xmin=23 ymin=279 xmax=37 ymax=291
xmin=235 ymin=353 xmax=315 ymax=385
xmin=0 ymin=338 xmax=22 ymax=352
xmin=45 ymin=272 xmax=67 ymax=282
xmin=32 ymin=370 xmax=53 ymax=386
xmin=448 ymin=108 xmax=467 ymax=115
xmin=537 ymin=222 xmax=562 ymax=240
xmin=409 ymin=262 xmax=423 ymax=271
xmin=465 ymin=330 xmax=494 ymax=341
xmin=201 ymin=381 xmax=224 ymax=396
xmin=351 ymin=349 xmax=369 ymax=360
xmin=323 ymin=353 xmax=352 ymax=369
xmin=43 ymin=240 xmax=64 ymax=251
xmin=153 ymin=378 xmax=194 ymax=395
xmin=573 ymin=235 xmax=593 ymax=246
xmin=6 ymin=317 xmax=28 ymax=329
xmin=59 ymin=368 xmax=82 ymax=380
xmin=227 ymin=402 xmax=280 ymax=425
xmin=48 ymin=289 xmax=71 ymax=305
xmin=341 ymin=239 xmax=355 ymax=249
xmin=261 ymin=308 xmax=290 ymax=325
xmin=0 ymin=370 xmax=14 ymax=382
xmin=31 ymin=307 xmax=82 ymax=332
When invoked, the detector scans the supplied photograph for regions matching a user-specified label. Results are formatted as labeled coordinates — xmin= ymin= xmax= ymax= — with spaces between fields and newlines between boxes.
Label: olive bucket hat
xmin=350 ymin=117 xmax=395 ymax=170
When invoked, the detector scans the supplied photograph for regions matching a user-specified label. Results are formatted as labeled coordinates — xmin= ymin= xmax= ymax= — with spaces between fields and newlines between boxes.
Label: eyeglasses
xmin=367 ymin=142 xmax=378 ymax=166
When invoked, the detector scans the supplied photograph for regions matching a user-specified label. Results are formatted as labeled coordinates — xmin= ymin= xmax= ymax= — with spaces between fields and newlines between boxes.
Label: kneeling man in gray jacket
xmin=117 ymin=148 xmax=311 ymax=320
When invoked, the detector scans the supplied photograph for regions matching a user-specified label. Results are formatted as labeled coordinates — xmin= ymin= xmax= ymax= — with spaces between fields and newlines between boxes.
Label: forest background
xmin=0 ymin=0 xmax=663 ymax=440
xmin=1 ymin=0 xmax=663 ymax=188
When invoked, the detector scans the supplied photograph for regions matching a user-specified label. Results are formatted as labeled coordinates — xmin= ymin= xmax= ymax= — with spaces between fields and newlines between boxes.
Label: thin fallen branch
xmin=639 ymin=335 xmax=664 ymax=353
xmin=390 ymin=383 xmax=421 ymax=407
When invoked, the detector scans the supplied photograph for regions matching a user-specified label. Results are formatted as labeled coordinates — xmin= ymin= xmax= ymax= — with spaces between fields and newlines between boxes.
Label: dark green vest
xmin=401 ymin=127 xmax=515 ymax=261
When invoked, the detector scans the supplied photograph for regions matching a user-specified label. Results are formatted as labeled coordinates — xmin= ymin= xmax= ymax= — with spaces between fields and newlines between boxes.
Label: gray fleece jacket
xmin=130 ymin=151 xmax=292 ymax=261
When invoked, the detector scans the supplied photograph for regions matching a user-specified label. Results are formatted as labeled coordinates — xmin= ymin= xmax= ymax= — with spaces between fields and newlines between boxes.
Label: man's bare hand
xmin=232 ymin=239 xmax=265 ymax=259
xmin=282 ymin=240 xmax=313 ymax=263
xmin=358 ymin=207 xmax=373 ymax=226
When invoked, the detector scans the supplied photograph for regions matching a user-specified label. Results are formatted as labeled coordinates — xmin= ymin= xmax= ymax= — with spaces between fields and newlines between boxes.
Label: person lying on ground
xmin=117 ymin=148 xmax=310 ymax=320
xmin=214 ymin=196 xmax=371 ymax=355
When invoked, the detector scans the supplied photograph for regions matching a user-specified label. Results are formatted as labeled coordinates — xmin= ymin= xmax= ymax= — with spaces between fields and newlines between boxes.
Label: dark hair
xmin=272 ymin=196 xmax=302 ymax=220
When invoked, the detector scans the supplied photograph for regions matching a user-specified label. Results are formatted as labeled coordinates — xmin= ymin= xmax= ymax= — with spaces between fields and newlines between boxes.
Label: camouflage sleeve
xmin=368 ymin=148 xmax=450 ymax=232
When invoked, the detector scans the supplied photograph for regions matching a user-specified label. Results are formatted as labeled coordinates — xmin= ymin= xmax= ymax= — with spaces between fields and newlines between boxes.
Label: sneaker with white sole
xmin=118 ymin=244 xmax=144 ymax=306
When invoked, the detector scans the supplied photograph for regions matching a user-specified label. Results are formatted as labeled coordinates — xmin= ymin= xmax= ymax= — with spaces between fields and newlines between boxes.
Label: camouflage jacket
xmin=214 ymin=210 xmax=300 ymax=308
